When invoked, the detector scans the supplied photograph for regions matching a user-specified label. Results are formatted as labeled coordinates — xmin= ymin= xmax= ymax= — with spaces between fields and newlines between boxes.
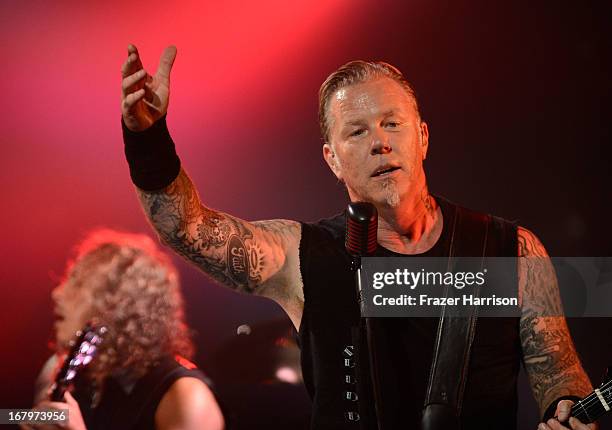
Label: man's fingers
xmin=122 ymin=69 xmax=147 ymax=96
xmin=127 ymin=43 xmax=139 ymax=56
xmin=155 ymin=45 xmax=177 ymax=80
xmin=122 ymin=89 xmax=146 ymax=112
xmin=568 ymin=417 xmax=592 ymax=430
xmin=144 ymin=81 xmax=156 ymax=102
xmin=121 ymin=53 xmax=138 ymax=77
xmin=539 ymin=423 xmax=553 ymax=430
xmin=121 ymin=44 xmax=171 ymax=118
xmin=122 ymin=44 xmax=144 ymax=78
xmin=547 ymin=418 xmax=568 ymax=430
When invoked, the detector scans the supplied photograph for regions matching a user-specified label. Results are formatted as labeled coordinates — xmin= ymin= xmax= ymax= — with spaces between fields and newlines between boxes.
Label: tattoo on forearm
xmin=518 ymin=227 xmax=592 ymax=412
xmin=136 ymin=168 xmax=294 ymax=292
xmin=521 ymin=315 xmax=590 ymax=410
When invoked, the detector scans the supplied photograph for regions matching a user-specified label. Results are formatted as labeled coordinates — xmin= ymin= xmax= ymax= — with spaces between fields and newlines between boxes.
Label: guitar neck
xmin=49 ymin=324 xmax=106 ymax=402
xmin=571 ymin=388 xmax=611 ymax=424
xmin=50 ymin=381 xmax=68 ymax=402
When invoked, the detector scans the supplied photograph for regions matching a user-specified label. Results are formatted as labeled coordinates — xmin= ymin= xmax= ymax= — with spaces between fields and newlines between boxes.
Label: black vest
xmin=297 ymin=196 xmax=520 ymax=429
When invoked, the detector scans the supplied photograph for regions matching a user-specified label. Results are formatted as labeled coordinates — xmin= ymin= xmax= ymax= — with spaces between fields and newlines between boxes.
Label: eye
xmin=384 ymin=121 xmax=399 ymax=128
xmin=349 ymin=129 xmax=365 ymax=137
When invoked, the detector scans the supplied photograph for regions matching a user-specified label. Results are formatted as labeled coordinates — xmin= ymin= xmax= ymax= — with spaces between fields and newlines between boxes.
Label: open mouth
xmin=371 ymin=166 xmax=400 ymax=177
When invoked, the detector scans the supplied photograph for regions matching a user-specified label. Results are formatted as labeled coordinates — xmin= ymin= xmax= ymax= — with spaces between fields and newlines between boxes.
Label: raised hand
xmin=120 ymin=44 xmax=177 ymax=131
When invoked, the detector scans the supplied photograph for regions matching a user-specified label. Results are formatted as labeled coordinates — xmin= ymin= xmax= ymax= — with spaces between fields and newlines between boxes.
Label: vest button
xmin=344 ymin=391 xmax=358 ymax=401
xmin=344 ymin=374 xmax=356 ymax=384
xmin=343 ymin=345 xmax=355 ymax=357
xmin=345 ymin=411 xmax=360 ymax=421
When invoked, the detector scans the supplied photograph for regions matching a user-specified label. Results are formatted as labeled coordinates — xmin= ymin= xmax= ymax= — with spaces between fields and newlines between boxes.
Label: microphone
xmin=345 ymin=202 xmax=384 ymax=429
xmin=345 ymin=202 xmax=378 ymax=257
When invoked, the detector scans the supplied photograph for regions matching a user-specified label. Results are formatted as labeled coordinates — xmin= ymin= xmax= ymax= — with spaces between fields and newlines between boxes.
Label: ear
xmin=419 ymin=121 xmax=430 ymax=160
xmin=323 ymin=143 xmax=343 ymax=181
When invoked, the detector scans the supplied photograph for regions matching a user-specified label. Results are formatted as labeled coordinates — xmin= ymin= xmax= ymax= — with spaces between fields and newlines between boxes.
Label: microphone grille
xmin=345 ymin=202 xmax=378 ymax=256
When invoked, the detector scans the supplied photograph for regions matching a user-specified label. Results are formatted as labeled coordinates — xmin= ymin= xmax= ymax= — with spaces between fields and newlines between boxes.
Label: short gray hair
xmin=318 ymin=60 xmax=421 ymax=143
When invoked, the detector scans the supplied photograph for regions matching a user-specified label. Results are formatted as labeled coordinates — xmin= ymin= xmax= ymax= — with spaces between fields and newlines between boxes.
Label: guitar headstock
xmin=50 ymin=323 xmax=107 ymax=401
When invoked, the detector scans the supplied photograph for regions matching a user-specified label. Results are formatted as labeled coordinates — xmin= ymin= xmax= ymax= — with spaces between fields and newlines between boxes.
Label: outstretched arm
xmin=120 ymin=45 xmax=302 ymax=313
xmin=518 ymin=227 xmax=593 ymax=425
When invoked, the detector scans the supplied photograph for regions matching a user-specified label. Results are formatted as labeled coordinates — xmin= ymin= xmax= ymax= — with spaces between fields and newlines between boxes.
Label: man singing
xmin=120 ymin=44 xmax=594 ymax=429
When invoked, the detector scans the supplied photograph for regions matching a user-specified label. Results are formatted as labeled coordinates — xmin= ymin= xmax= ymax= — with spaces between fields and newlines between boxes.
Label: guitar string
xmin=576 ymin=378 xmax=611 ymax=411
xmin=571 ymin=379 xmax=612 ymax=418
xmin=573 ymin=380 xmax=611 ymax=416
xmin=568 ymin=381 xmax=611 ymax=420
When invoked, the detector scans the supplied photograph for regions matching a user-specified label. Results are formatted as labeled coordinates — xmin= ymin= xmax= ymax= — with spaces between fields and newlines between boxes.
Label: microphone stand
xmin=352 ymin=255 xmax=385 ymax=430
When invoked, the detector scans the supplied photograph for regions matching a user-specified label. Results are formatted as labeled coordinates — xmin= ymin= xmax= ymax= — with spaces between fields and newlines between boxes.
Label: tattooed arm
xmin=136 ymin=168 xmax=303 ymax=324
xmin=120 ymin=45 xmax=303 ymax=324
xmin=518 ymin=227 xmax=593 ymax=418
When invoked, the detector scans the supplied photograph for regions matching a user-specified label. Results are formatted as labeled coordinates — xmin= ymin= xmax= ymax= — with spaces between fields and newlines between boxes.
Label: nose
xmin=370 ymin=128 xmax=391 ymax=155
xmin=51 ymin=285 xmax=63 ymax=303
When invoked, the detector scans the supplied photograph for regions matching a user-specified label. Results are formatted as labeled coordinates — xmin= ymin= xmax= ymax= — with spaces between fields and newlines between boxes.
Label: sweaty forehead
xmin=330 ymin=77 xmax=413 ymax=121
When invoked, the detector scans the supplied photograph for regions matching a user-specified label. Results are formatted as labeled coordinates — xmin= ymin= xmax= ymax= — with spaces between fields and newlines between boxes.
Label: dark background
xmin=1 ymin=1 xmax=610 ymax=428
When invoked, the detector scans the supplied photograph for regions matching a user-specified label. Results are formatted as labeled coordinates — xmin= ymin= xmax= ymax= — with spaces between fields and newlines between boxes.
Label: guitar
xmin=568 ymin=367 xmax=612 ymax=424
xmin=50 ymin=324 xmax=107 ymax=401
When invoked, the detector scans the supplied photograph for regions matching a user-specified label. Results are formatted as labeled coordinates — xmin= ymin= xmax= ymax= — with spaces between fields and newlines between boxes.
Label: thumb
xmin=156 ymin=45 xmax=177 ymax=80
xmin=556 ymin=399 xmax=574 ymax=422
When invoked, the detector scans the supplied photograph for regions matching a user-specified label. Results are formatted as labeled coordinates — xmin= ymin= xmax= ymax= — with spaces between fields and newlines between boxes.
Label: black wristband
xmin=122 ymin=115 xmax=181 ymax=191
xmin=542 ymin=395 xmax=582 ymax=422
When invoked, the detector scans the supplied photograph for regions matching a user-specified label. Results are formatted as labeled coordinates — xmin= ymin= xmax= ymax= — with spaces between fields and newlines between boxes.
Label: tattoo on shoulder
xmin=518 ymin=226 xmax=546 ymax=257
xmin=517 ymin=226 xmax=562 ymax=314
xmin=136 ymin=169 xmax=297 ymax=293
